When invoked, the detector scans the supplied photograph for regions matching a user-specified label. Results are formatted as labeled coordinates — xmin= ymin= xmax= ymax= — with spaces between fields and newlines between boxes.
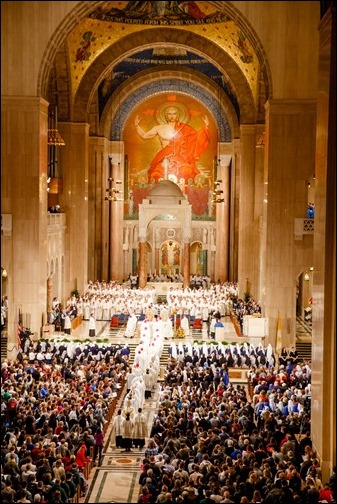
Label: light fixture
xmin=2 ymin=269 xmax=8 ymax=278
xmin=256 ymin=132 xmax=265 ymax=148
xmin=48 ymin=106 xmax=65 ymax=146
xmin=212 ymin=178 xmax=224 ymax=203
xmin=304 ymin=272 xmax=310 ymax=281
xmin=105 ymin=156 xmax=123 ymax=202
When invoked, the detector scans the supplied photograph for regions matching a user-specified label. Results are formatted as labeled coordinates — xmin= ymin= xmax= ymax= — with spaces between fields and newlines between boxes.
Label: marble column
xmin=237 ymin=125 xmax=258 ymax=298
xmin=58 ymin=122 xmax=89 ymax=296
xmin=262 ymin=100 xmax=316 ymax=347
xmin=1 ymin=97 xmax=48 ymax=345
xmin=88 ymin=137 xmax=108 ymax=282
xmin=138 ymin=241 xmax=147 ymax=288
xmin=109 ymin=156 xmax=124 ymax=283
xmin=47 ymin=277 xmax=53 ymax=315
xmin=183 ymin=242 xmax=190 ymax=288
xmin=155 ymin=247 xmax=159 ymax=275
xmin=215 ymin=156 xmax=231 ymax=282
xmin=310 ymin=6 xmax=336 ymax=483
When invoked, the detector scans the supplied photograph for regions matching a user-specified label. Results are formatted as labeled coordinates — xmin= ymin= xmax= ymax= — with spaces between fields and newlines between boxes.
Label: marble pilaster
xmin=310 ymin=7 xmax=336 ymax=482
xmin=138 ymin=241 xmax=147 ymax=288
xmin=1 ymin=96 xmax=48 ymax=343
xmin=262 ymin=100 xmax=316 ymax=347
xmin=183 ymin=242 xmax=190 ymax=288
xmin=58 ymin=122 xmax=89 ymax=296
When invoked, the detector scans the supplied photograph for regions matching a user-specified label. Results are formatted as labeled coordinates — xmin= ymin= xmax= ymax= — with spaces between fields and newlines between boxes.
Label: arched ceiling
xmin=46 ymin=1 xmax=271 ymax=138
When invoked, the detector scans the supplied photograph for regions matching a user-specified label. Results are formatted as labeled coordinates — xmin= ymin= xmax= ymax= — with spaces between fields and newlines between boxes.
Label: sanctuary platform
xmin=146 ymin=281 xmax=183 ymax=295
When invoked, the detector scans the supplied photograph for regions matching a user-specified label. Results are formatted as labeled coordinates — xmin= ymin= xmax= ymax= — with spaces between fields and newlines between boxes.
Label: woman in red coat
xmin=75 ymin=443 xmax=91 ymax=469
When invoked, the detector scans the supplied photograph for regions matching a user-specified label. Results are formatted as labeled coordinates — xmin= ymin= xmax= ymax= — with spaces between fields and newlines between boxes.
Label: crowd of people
xmin=48 ymin=280 xmax=239 ymax=326
xmin=1 ymin=280 xmax=336 ymax=503
xmin=1 ymin=340 xmax=130 ymax=503
xmin=137 ymin=350 xmax=335 ymax=504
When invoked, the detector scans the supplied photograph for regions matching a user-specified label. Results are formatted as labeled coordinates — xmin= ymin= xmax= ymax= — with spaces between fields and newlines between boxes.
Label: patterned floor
xmin=82 ymin=386 xmax=161 ymax=503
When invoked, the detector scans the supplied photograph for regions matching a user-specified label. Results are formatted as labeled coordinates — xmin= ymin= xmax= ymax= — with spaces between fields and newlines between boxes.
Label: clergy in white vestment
xmin=266 ymin=343 xmax=273 ymax=362
xmin=160 ymin=306 xmax=169 ymax=322
xmin=122 ymin=396 xmax=135 ymax=420
xmin=126 ymin=368 xmax=136 ymax=393
xmin=83 ymin=302 xmax=90 ymax=320
xmin=180 ymin=315 xmax=190 ymax=337
xmin=163 ymin=319 xmax=174 ymax=339
xmin=125 ymin=314 xmax=138 ymax=337
xmin=185 ymin=341 xmax=192 ymax=357
xmin=177 ymin=342 xmax=184 ymax=362
xmin=130 ymin=379 xmax=144 ymax=410
xmin=170 ymin=342 xmax=177 ymax=360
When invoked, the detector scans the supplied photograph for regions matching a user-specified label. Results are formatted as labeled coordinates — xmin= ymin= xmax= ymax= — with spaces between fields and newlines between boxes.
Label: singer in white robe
xmin=163 ymin=319 xmax=174 ymax=339
xmin=125 ymin=313 xmax=138 ymax=337
xmin=180 ymin=315 xmax=190 ymax=337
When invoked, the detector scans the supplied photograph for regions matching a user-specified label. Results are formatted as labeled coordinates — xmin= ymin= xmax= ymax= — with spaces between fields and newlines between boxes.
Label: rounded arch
xmin=100 ymin=71 xmax=237 ymax=142
xmin=38 ymin=2 xmax=272 ymax=127
xmin=73 ymin=29 xmax=257 ymax=125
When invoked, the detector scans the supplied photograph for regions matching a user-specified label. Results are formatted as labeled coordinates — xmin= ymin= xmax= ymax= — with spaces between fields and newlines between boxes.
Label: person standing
xmin=63 ymin=311 xmax=71 ymax=335
xmin=209 ymin=315 xmax=217 ymax=340
xmin=121 ymin=412 xmax=134 ymax=453
xmin=89 ymin=313 xmax=96 ymax=338
xmin=93 ymin=427 xmax=104 ymax=466
xmin=144 ymin=369 xmax=153 ymax=399
xmin=111 ymin=409 xmax=124 ymax=450
xmin=214 ymin=317 xmax=224 ymax=340
xmin=133 ymin=407 xmax=148 ymax=450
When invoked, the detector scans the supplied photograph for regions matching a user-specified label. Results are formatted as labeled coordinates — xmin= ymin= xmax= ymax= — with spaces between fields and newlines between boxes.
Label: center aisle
xmin=63 ymin=316 xmax=240 ymax=503
xmin=82 ymin=386 xmax=161 ymax=503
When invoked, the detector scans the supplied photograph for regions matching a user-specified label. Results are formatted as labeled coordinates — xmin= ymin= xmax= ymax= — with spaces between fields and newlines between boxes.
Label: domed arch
xmin=73 ymin=29 xmax=257 ymax=125
xmin=98 ymin=69 xmax=239 ymax=142
xmin=38 ymin=2 xmax=272 ymax=130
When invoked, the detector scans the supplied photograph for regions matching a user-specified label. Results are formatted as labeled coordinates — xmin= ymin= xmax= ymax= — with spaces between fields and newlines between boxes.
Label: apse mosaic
xmin=123 ymin=92 xmax=218 ymax=221
xmin=64 ymin=1 xmax=260 ymax=221
xmin=98 ymin=48 xmax=240 ymax=122
xmin=67 ymin=1 xmax=259 ymax=101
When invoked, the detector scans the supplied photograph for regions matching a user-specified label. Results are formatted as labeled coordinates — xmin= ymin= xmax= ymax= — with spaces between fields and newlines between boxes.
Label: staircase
xmin=296 ymin=341 xmax=312 ymax=362
xmin=124 ymin=341 xmax=171 ymax=368
xmin=1 ymin=332 xmax=8 ymax=362
xmin=296 ymin=316 xmax=312 ymax=337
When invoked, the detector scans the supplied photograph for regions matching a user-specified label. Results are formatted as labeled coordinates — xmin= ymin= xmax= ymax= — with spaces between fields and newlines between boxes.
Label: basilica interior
xmin=1 ymin=1 xmax=335 ymax=482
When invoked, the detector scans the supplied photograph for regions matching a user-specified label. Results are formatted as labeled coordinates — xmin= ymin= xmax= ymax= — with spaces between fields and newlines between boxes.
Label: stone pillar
xmin=262 ymin=100 xmax=316 ymax=347
xmin=58 ymin=122 xmax=89 ymax=297
xmin=47 ymin=277 xmax=53 ymax=315
xmin=310 ymin=6 xmax=336 ymax=483
xmin=109 ymin=155 xmax=124 ymax=283
xmin=88 ymin=137 xmax=108 ymax=282
xmin=1 ymin=97 xmax=48 ymax=344
xmin=155 ymin=247 xmax=160 ymax=274
xmin=183 ymin=242 xmax=190 ymax=288
xmin=138 ymin=240 xmax=147 ymax=288
xmin=215 ymin=154 xmax=231 ymax=281
xmin=237 ymin=125 xmax=258 ymax=298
